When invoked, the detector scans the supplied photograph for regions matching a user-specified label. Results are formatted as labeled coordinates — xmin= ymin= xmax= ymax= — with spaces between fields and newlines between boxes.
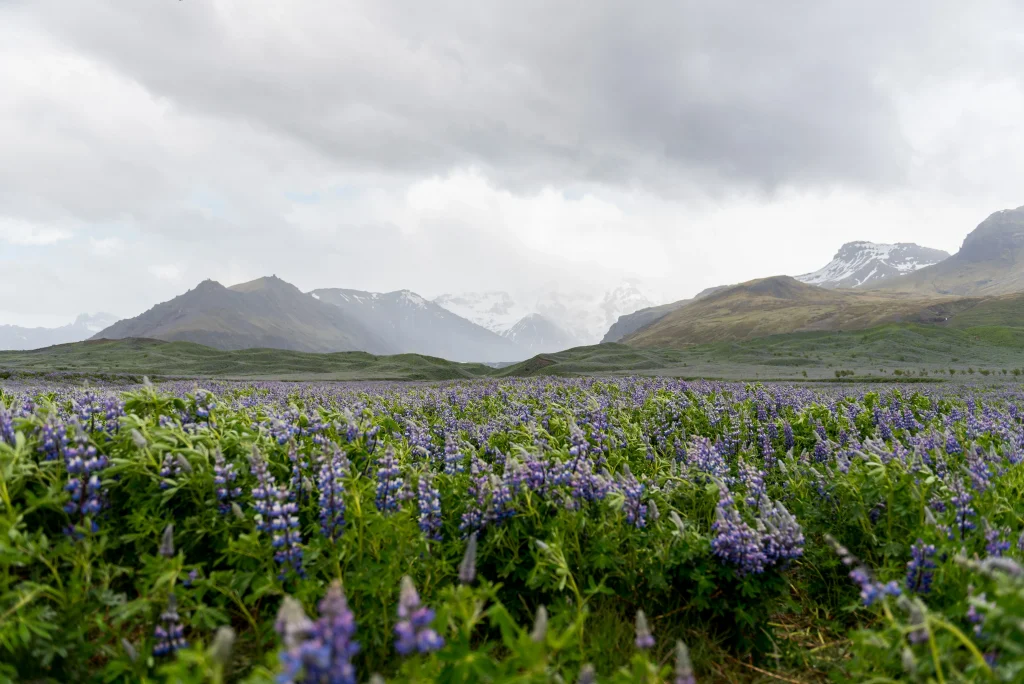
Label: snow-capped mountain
xmin=434 ymin=281 xmax=657 ymax=345
xmin=0 ymin=312 xmax=120 ymax=351
xmin=501 ymin=314 xmax=581 ymax=354
xmin=796 ymin=242 xmax=950 ymax=289
xmin=430 ymin=291 xmax=528 ymax=334
xmin=311 ymin=288 xmax=523 ymax=362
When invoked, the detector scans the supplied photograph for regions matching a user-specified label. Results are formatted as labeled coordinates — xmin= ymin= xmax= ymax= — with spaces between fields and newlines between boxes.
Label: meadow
xmin=2 ymin=376 xmax=1024 ymax=682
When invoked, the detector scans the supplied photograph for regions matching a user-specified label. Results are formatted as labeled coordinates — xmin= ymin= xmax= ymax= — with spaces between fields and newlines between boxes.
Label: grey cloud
xmin=21 ymin=0 xmax=1020 ymax=194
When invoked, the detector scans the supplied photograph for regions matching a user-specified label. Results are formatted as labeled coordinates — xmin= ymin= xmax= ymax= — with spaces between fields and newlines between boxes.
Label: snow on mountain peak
xmin=795 ymin=241 xmax=950 ymax=289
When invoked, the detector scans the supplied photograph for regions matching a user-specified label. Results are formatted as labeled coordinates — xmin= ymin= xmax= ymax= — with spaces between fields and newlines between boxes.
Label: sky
xmin=2 ymin=0 xmax=1024 ymax=327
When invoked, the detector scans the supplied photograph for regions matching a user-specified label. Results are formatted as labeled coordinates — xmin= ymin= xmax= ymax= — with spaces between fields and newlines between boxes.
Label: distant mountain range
xmin=7 ymin=204 xmax=1024 ymax=365
xmin=0 ymin=313 xmax=119 ymax=351
xmin=95 ymin=276 xmax=392 ymax=354
xmin=433 ymin=281 xmax=654 ymax=347
xmin=309 ymin=288 xmax=521 ymax=362
xmin=796 ymin=242 xmax=950 ymax=289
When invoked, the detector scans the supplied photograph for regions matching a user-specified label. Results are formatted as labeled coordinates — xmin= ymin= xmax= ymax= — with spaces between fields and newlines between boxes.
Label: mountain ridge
xmin=796 ymin=241 xmax=950 ymax=289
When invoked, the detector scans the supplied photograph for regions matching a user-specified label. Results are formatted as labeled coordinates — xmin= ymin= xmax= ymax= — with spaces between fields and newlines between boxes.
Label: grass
xmin=4 ymin=324 xmax=1024 ymax=382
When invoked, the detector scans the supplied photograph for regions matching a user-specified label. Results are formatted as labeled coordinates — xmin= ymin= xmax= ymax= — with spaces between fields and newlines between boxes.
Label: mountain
xmin=868 ymin=206 xmax=1024 ymax=297
xmin=93 ymin=276 xmax=392 ymax=353
xmin=796 ymin=242 xmax=950 ymax=289
xmin=620 ymin=275 xmax=1016 ymax=349
xmin=501 ymin=313 xmax=581 ymax=354
xmin=0 ymin=313 xmax=120 ymax=351
xmin=310 ymin=288 xmax=524 ymax=362
xmin=431 ymin=291 xmax=527 ymax=334
xmin=601 ymin=285 xmax=728 ymax=343
xmin=435 ymin=281 xmax=657 ymax=344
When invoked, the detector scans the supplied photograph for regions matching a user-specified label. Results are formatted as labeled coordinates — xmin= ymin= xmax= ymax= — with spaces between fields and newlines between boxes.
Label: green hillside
xmin=2 ymin=326 xmax=1024 ymax=382
xmin=0 ymin=338 xmax=494 ymax=381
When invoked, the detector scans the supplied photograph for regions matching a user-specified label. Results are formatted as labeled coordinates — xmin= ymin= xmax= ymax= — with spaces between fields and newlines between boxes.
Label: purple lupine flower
xmin=276 ymin=581 xmax=361 ymax=684
xmin=674 ymin=640 xmax=696 ymax=684
xmin=63 ymin=430 xmax=108 ymax=536
xmin=442 ymin=435 xmax=465 ymax=475
xmin=634 ymin=610 xmax=654 ymax=650
xmin=758 ymin=498 xmax=804 ymax=564
xmin=158 ymin=453 xmax=186 ymax=490
xmin=416 ymin=472 xmax=442 ymax=541
xmin=153 ymin=594 xmax=188 ymax=656
xmin=39 ymin=417 xmax=68 ymax=461
xmin=738 ymin=458 xmax=766 ymax=508
xmin=782 ymin=421 xmax=794 ymax=451
xmin=250 ymin=448 xmax=305 ymax=579
xmin=827 ymin=536 xmax=900 ymax=606
xmin=949 ymin=477 xmax=976 ymax=541
xmin=905 ymin=540 xmax=936 ymax=594
xmin=984 ymin=522 xmax=1011 ymax=557
xmin=212 ymin=449 xmax=242 ymax=515
xmin=688 ymin=436 xmax=729 ymax=482
xmin=459 ymin=456 xmax=492 ymax=535
xmin=711 ymin=488 xmax=767 ymax=575
xmin=0 ymin=405 xmax=15 ymax=446
xmin=317 ymin=446 xmax=349 ymax=542
xmin=618 ymin=465 xmax=648 ymax=529
xmin=374 ymin=447 xmax=406 ymax=514
xmin=394 ymin=576 xmax=444 ymax=656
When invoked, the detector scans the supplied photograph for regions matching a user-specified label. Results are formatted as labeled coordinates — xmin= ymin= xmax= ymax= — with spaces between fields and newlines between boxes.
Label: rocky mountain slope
xmin=796 ymin=242 xmax=950 ymax=289
xmin=601 ymin=286 xmax=728 ymax=343
xmin=310 ymin=288 xmax=523 ymax=362
xmin=621 ymin=275 xmax=1012 ymax=348
xmin=94 ymin=276 xmax=392 ymax=354
xmin=868 ymin=206 xmax=1024 ymax=296
xmin=0 ymin=313 xmax=120 ymax=351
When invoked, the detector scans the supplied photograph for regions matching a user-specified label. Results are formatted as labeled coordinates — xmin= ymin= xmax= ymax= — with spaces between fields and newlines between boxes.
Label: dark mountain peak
xmin=193 ymin=278 xmax=225 ymax=292
xmin=229 ymin=275 xmax=300 ymax=294
xmin=958 ymin=206 xmax=1024 ymax=263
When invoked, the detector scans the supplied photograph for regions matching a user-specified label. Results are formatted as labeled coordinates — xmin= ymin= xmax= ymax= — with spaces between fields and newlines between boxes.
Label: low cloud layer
xmin=2 ymin=1 xmax=1023 ymax=326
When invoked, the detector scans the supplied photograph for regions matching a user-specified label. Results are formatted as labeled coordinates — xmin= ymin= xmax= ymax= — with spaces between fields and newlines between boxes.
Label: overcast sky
xmin=2 ymin=1 xmax=1024 ymax=327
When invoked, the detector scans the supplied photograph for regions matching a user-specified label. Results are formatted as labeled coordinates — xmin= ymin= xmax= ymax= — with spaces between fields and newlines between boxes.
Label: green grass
xmin=4 ymin=324 xmax=1024 ymax=381
xmin=0 ymin=338 xmax=494 ymax=381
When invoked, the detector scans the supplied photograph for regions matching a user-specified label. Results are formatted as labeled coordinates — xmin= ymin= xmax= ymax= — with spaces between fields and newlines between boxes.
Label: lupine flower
xmin=984 ymin=521 xmax=1011 ymax=557
xmin=64 ymin=430 xmax=108 ymax=536
xmin=905 ymin=540 xmax=936 ymax=594
xmin=530 ymin=605 xmax=548 ymax=643
xmin=711 ymin=488 xmax=767 ymax=575
xmin=949 ymin=477 xmax=977 ymax=541
xmin=250 ymin=448 xmax=305 ymax=578
xmin=634 ymin=610 xmax=654 ymax=650
xmin=416 ymin=471 xmax=442 ymax=541
xmin=159 ymin=454 xmax=185 ymax=490
xmin=209 ymin=626 xmax=236 ymax=668
xmin=0 ymin=405 xmax=15 ymax=446
xmin=577 ymin=664 xmax=596 ymax=684
xmin=394 ymin=576 xmax=444 ymax=656
xmin=374 ymin=447 xmax=406 ymax=514
xmin=317 ymin=446 xmax=349 ymax=542
xmin=674 ymin=640 xmax=696 ymax=684
xmin=826 ymin=535 xmax=900 ymax=606
xmin=443 ymin=435 xmax=465 ymax=475
xmin=758 ymin=498 xmax=805 ymax=564
xmin=276 ymin=581 xmax=360 ymax=684
xmin=687 ymin=437 xmax=729 ymax=482
xmin=153 ymin=594 xmax=188 ymax=656
xmin=458 ymin=532 xmax=477 ymax=584
xmin=212 ymin=449 xmax=242 ymax=515
xmin=618 ymin=465 xmax=648 ymax=529
xmin=159 ymin=523 xmax=175 ymax=558
xmin=39 ymin=418 xmax=68 ymax=461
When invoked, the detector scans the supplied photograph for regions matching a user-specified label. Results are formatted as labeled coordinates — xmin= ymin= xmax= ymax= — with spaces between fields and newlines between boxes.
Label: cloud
xmin=0 ymin=218 xmax=71 ymax=246
xmin=149 ymin=264 xmax=182 ymax=281
xmin=1 ymin=0 xmax=1023 ymax=326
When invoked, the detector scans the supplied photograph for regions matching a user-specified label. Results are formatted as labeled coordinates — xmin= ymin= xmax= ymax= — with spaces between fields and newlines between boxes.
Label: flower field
xmin=2 ymin=376 xmax=1024 ymax=682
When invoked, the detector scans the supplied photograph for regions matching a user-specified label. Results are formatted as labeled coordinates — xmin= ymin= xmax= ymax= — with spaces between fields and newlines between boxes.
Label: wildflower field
xmin=2 ymin=376 xmax=1024 ymax=682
